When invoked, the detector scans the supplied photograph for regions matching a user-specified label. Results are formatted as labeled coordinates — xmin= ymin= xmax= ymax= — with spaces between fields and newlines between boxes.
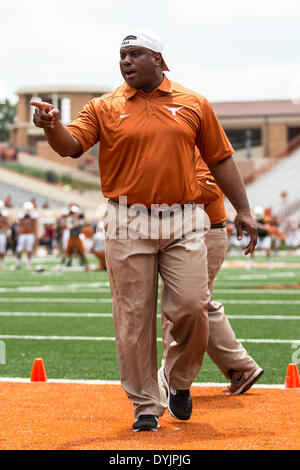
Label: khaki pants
xmin=162 ymin=227 xmax=259 ymax=380
xmin=105 ymin=201 xmax=210 ymax=417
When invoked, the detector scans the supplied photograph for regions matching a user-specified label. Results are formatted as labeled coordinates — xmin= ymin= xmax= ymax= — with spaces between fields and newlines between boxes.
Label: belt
xmin=210 ymin=222 xmax=226 ymax=229
xmin=109 ymin=199 xmax=194 ymax=218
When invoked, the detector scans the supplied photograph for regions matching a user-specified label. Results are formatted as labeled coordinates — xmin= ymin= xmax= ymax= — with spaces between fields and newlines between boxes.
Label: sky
xmin=1 ymin=0 xmax=300 ymax=104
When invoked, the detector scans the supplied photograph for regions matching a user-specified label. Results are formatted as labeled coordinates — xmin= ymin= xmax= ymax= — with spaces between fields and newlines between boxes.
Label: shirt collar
xmin=123 ymin=75 xmax=173 ymax=100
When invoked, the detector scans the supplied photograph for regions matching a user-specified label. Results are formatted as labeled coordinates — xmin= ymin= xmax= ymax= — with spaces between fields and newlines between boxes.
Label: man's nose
xmin=122 ymin=54 xmax=132 ymax=65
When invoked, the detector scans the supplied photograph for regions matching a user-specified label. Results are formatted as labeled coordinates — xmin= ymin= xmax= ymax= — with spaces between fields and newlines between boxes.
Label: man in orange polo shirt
xmin=161 ymin=152 xmax=264 ymax=395
xmin=31 ymin=30 xmax=257 ymax=432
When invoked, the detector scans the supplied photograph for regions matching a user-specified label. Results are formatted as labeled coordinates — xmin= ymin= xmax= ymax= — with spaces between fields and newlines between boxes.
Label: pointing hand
xmin=30 ymin=101 xmax=60 ymax=129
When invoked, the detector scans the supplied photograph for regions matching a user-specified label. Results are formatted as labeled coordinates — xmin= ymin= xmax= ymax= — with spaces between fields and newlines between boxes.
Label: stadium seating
xmin=243 ymin=147 xmax=300 ymax=216
xmin=0 ymin=180 xmax=63 ymax=208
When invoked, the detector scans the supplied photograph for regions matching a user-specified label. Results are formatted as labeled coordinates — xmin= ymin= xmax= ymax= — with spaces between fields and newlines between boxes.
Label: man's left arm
xmin=208 ymin=156 xmax=257 ymax=255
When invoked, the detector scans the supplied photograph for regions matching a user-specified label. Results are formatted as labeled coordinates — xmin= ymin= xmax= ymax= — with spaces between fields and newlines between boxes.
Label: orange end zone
xmin=0 ymin=383 xmax=299 ymax=450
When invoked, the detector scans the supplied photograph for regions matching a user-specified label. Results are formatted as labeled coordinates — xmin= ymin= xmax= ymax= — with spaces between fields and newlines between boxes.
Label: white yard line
xmin=0 ymin=284 xmax=111 ymax=293
xmin=0 ymin=281 xmax=110 ymax=286
xmin=221 ymin=272 xmax=297 ymax=280
xmin=2 ymin=298 xmax=300 ymax=305
xmin=2 ymin=287 xmax=300 ymax=294
xmin=0 ymin=312 xmax=113 ymax=317
xmin=0 ymin=298 xmax=112 ymax=303
xmin=0 ymin=377 xmax=285 ymax=389
xmin=218 ymin=299 xmax=300 ymax=304
xmin=0 ymin=335 xmax=299 ymax=344
xmin=0 ymin=335 xmax=116 ymax=341
xmin=237 ymin=339 xmax=300 ymax=343
xmin=0 ymin=312 xmax=300 ymax=320
xmin=214 ymin=289 xmax=300 ymax=294
xmin=226 ymin=315 xmax=300 ymax=320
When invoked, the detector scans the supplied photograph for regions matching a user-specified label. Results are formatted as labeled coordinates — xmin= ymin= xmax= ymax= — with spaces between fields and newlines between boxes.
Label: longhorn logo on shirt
xmin=162 ymin=106 xmax=184 ymax=116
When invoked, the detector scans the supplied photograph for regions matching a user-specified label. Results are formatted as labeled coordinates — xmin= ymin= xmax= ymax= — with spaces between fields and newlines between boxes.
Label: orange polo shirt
xmin=67 ymin=75 xmax=234 ymax=207
xmin=204 ymin=192 xmax=227 ymax=225
xmin=194 ymin=149 xmax=227 ymax=225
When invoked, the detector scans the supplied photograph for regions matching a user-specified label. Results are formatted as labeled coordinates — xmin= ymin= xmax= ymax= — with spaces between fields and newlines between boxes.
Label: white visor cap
xmin=121 ymin=29 xmax=169 ymax=72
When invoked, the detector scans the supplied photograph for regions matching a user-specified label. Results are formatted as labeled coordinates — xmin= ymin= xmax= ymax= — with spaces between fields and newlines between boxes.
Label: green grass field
xmin=0 ymin=254 xmax=299 ymax=385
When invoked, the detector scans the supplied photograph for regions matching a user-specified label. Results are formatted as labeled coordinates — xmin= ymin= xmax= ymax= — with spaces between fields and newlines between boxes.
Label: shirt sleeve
xmin=196 ymin=98 xmax=234 ymax=165
xmin=67 ymin=100 xmax=100 ymax=154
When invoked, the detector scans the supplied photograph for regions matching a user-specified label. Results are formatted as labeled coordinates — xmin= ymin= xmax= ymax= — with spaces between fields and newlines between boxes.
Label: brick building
xmin=212 ymin=99 xmax=300 ymax=176
xmin=10 ymin=85 xmax=111 ymax=169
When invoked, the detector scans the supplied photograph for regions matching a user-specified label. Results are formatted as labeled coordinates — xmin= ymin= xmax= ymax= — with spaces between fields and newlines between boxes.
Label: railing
xmin=271 ymin=133 xmax=300 ymax=159
xmin=244 ymin=133 xmax=300 ymax=185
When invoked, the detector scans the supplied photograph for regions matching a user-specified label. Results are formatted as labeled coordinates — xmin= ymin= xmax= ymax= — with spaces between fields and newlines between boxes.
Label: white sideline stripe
xmin=221 ymin=272 xmax=297 ymax=280
xmin=214 ymin=289 xmax=300 ymax=294
xmin=0 ymin=298 xmax=112 ymax=303
xmin=0 ymin=289 xmax=111 ymax=294
xmin=0 ymin=335 xmax=299 ymax=344
xmin=218 ymin=299 xmax=300 ymax=305
xmin=0 ymin=285 xmax=110 ymax=294
xmin=215 ymin=280 xmax=298 ymax=283
xmin=3 ymin=297 xmax=300 ymax=305
xmin=0 ymin=312 xmax=113 ymax=317
xmin=1 ymin=288 xmax=300 ymax=296
xmin=227 ymin=315 xmax=300 ymax=320
xmin=1 ymin=279 xmax=298 ymax=287
xmin=0 ymin=312 xmax=300 ymax=320
xmin=0 ymin=281 xmax=110 ymax=286
xmin=2 ymin=287 xmax=300 ymax=295
xmin=1 ymin=287 xmax=111 ymax=292
xmin=238 ymin=339 xmax=300 ymax=343
xmin=0 ymin=377 xmax=285 ymax=389
xmin=0 ymin=335 xmax=116 ymax=341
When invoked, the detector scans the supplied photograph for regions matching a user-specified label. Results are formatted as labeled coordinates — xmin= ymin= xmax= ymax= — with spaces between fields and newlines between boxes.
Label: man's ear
xmin=153 ymin=52 xmax=163 ymax=68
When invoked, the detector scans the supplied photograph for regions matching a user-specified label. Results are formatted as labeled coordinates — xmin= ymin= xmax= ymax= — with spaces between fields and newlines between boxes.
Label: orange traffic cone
xmin=30 ymin=358 xmax=47 ymax=382
xmin=284 ymin=363 xmax=300 ymax=389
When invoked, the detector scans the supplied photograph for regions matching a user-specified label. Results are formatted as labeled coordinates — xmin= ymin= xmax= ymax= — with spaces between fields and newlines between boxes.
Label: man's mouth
xmin=124 ymin=69 xmax=136 ymax=78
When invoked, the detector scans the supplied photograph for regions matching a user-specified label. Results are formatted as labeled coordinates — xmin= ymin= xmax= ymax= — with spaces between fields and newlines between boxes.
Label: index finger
xmin=30 ymin=101 xmax=52 ymax=112
xmin=30 ymin=101 xmax=44 ymax=108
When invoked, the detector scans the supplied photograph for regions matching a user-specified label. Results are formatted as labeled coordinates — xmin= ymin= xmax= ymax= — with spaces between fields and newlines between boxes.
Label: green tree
xmin=0 ymin=99 xmax=16 ymax=143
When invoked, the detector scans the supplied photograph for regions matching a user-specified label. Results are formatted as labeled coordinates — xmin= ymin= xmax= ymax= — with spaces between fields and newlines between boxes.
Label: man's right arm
xmin=31 ymin=101 xmax=82 ymax=158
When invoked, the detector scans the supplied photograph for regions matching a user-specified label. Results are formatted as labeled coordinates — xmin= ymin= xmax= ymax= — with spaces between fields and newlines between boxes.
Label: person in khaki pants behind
xmin=160 ymin=151 xmax=264 ymax=397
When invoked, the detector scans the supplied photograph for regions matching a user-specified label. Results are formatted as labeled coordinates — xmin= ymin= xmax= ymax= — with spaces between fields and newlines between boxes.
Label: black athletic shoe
xmin=132 ymin=415 xmax=159 ymax=432
xmin=159 ymin=367 xmax=192 ymax=421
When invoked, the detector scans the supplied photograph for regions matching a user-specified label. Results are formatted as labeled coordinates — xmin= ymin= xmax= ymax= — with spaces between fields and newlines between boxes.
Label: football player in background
xmin=56 ymin=207 xmax=70 ymax=255
xmin=0 ymin=200 xmax=10 ymax=269
xmin=15 ymin=201 xmax=38 ymax=269
xmin=57 ymin=205 xmax=90 ymax=271
xmin=248 ymin=206 xmax=272 ymax=268
xmin=92 ymin=221 xmax=106 ymax=271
